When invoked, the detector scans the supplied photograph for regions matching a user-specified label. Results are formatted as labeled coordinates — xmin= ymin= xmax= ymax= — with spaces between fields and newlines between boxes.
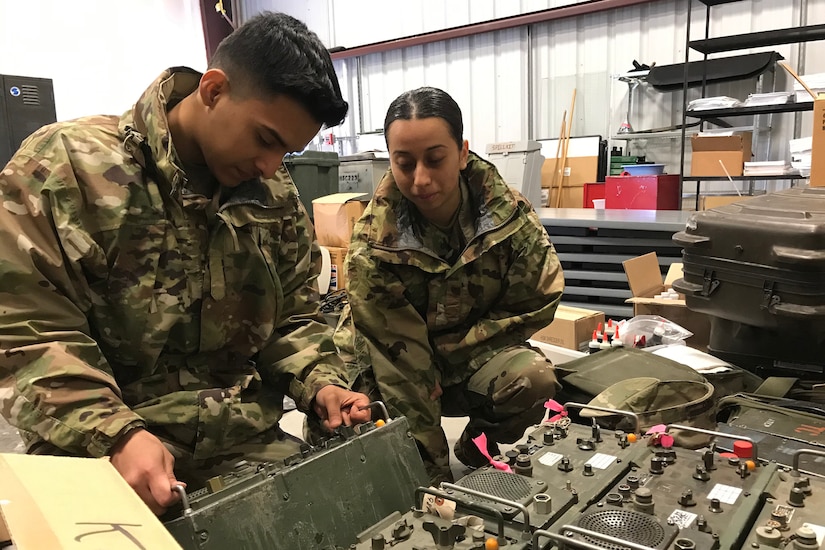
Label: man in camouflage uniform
xmin=336 ymin=88 xmax=564 ymax=482
xmin=0 ymin=12 xmax=370 ymax=515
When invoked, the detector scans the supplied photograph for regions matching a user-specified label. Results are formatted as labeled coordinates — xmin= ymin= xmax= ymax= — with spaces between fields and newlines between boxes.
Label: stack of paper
xmin=687 ymin=96 xmax=742 ymax=111
xmin=742 ymin=92 xmax=792 ymax=106
xmin=743 ymin=161 xmax=793 ymax=176
xmin=790 ymin=137 xmax=812 ymax=177
xmin=794 ymin=72 xmax=825 ymax=102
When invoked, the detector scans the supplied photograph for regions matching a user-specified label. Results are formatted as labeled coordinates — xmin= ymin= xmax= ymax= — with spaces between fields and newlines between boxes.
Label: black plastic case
xmin=672 ymin=187 xmax=825 ymax=374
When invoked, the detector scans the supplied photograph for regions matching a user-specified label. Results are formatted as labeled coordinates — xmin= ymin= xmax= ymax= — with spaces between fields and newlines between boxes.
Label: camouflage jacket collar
xmin=118 ymin=67 xmax=287 ymax=215
xmin=119 ymin=67 xmax=200 ymax=200
xmin=364 ymin=152 xmax=527 ymax=268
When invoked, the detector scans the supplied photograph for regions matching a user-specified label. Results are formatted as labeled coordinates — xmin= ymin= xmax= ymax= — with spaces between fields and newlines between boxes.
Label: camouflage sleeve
xmin=345 ymin=242 xmax=448 ymax=462
xmin=255 ymin=199 xmax=349 ymax=412
xmin=460 ymin=208 xmax=565 ymax=370
xmin=0 ymin=147 xmax=146 ymax=457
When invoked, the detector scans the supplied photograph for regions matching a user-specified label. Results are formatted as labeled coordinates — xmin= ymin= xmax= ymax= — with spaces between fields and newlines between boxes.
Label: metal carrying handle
xmin=358 ymin=400 xmax=390 ymax=422
xmin=791 ymin=448 xmax=825 ymax=475
xmin=173 ymin=484 xmax=193 ymax=517
xmin=563 ymin=402 xmax=642 ymax=434
xmin=532 ymin=525 xmax=658 ymax=550
xmin=414 ymin=486 xmax=506 ymax=544
xmin=440 ymin=482 xmax=531 ymax=539
xmin=667 ymin=424 xmax=759 ymax=463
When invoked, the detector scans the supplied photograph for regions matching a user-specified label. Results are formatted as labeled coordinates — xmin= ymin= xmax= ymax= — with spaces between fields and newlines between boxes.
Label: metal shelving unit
xmin=687 ymin=101 xmax=814 ymax=120
xmin=679 ymin=0 xmax=824 ymax=209
xmin=689 ymin=24 xmax=825 ymax=55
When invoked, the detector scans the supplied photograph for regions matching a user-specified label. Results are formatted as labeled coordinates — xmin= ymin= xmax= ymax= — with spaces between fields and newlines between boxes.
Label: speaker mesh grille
xmin=454 ymin=470 xmax=533 ymax=504
xmin=575 ymin=509 xmax=665 ymax=549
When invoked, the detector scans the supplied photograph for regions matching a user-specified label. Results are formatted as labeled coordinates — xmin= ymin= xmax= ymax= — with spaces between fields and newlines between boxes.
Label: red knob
xmin=733 ymin=440 xmax=753 ymax=459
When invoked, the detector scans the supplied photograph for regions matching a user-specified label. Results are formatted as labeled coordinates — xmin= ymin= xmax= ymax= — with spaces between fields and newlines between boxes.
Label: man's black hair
xmin=209 ymin=11 xmax=348 ymax=128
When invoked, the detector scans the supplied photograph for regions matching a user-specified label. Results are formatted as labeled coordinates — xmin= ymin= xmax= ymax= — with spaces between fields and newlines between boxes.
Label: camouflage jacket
xmin=0 ymin=68 xmax=347 ymax=460
xmin=342 ymin=153 xmax=564 ymax=455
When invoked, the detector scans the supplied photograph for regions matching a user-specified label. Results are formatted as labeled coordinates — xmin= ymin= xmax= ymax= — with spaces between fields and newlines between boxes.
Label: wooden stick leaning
xmin=549 ymin=112 xmax=567 ymax=206
xmin=779 ymin=61 xmax=817 ymax=100
xmin=555 ymin=89 xmax=577 ymax=208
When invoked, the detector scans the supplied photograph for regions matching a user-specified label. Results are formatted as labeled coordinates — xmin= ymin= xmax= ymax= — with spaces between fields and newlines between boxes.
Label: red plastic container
xmin=583 ymin=183 xmax=606 ymax=208
xmin=605 ymin=174 xmax=680 ymax=210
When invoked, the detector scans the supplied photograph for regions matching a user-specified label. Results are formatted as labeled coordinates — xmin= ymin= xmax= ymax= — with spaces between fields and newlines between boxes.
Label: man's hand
xmin=429 ymin=380 xmax=443 ymax=401
xmin=313 ymin=385 xmax=372 ymax=431
xmin=110 ymin=428 xmax=182 ymax=515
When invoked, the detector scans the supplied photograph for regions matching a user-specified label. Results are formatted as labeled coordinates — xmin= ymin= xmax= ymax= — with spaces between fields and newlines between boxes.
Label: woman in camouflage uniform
xmin=336 ymin=87 xmax=565 ymax=482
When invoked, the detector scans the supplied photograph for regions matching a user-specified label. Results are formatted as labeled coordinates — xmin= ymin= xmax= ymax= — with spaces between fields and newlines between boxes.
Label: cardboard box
xmin=541 ymin=156 xmax=598 ymax=207
xmin=622 ymin=252 xmax=711 ymax=351
xmin=0 ymin=453 xmax=182 ymax=549
xmin=811 ymin=95 xmax=825 ymax=187
xmin=690 ymin=132 xmax=753 ymax=177
xmin=326 ymin=245 xmax=348 ymax=291
xmin=605 ymin=175 xmax=680 ymax=210
xmin=312 ymin=192 xmax=370 ymax=248
xmin=531 ymin=305 xmax=605 ymax=352
xmin=544 ymin=185 xmax=585 ymax=209
xmin=699 ymin=194 xmax=753 ymax=210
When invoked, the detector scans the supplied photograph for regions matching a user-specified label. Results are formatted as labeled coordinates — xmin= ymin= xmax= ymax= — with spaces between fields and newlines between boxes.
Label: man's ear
xmin=198 ymin=69 xmax=230 ymax=108
xmin=459 ymin=139 xmax=469 ymax=170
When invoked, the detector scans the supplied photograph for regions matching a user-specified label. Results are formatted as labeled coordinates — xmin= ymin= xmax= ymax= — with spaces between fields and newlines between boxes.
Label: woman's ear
xmin=459 ymin=140 xmax=469 ymax=170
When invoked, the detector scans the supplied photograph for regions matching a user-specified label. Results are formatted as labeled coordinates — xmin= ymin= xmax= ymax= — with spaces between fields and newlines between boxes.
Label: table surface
xmin=538 ymin=208 xmax=693 ymax=231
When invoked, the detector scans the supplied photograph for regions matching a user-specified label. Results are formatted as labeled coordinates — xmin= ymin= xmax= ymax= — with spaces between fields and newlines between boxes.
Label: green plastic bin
xmin=284 ymin=151 xmax=340 ymax=219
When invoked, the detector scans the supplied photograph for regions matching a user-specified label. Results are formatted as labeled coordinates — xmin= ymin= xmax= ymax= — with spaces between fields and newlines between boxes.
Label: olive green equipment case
xmin=716 ymin=377 xmax=825 ymax=476
xmin=164 ymin=416 xmax=428 ymax=550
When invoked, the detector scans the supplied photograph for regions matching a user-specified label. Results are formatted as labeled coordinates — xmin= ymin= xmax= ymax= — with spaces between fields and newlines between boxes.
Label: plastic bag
xmin=620 ymin=315 xmax=693 ymax=348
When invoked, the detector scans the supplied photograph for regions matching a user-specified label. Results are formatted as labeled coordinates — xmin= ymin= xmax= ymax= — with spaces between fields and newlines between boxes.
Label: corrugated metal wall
xmin=241 ymin=0 xmax=825 ymax=193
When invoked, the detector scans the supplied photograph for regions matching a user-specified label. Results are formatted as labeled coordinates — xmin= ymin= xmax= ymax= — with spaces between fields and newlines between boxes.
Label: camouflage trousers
xmin=344 ymin=344 xmax=559 ymax=484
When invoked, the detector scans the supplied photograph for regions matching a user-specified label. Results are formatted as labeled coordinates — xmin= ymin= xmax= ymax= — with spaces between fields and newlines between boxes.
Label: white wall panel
xmin=351 ymin=28 xmax=528 ymax=153
xmin=0 ymin=0 xmax=205 ymax=121
xmin=240 ymin=0 xmax=599 ymax=47
xmin=242 ymin=0 xmax=825 ymax=189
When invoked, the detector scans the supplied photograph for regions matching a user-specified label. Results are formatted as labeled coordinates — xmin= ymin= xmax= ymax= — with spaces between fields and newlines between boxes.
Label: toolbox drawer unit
xmin=538 ymin=208 xmax=690 ymax=320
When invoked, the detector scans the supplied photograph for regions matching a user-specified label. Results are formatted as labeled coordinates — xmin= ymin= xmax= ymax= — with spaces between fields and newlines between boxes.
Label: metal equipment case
xmin=0 ymin=74 xmax=57 ymax=167
xmin=485 ymin=140 xmax=544 ymax=208
xmin=338 ymin=152 xmax=389 ymax=194
xmin=164 ymin=417 xmax=428 ymax=550
xmin=672 ymin=187 xmax=825 ymax=373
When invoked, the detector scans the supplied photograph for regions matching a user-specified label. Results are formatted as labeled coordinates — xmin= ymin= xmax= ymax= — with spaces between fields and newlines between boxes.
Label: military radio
xmin=162 ymin=401 xmax=825 ymax=550
xmin=163 ymin=408 xmax=428 ymax=550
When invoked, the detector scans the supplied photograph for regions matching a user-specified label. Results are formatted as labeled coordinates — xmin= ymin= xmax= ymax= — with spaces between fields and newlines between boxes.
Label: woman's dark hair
xmin=383 ymin=87 xmax=464 ymax=148
xmin=209 ymin=11 xmax=348 ymax=128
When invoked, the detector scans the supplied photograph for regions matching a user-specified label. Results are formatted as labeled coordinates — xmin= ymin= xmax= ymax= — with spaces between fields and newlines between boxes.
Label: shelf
xmin=682 ymin=175 xmax=807 ymax=181
xmin=611 ymin=129 xmax=699 ymax=140
xmin=687 ymin=102 xmax=813 ymax=119
xmin=689 ymin=24 xmax=825 ymax=55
